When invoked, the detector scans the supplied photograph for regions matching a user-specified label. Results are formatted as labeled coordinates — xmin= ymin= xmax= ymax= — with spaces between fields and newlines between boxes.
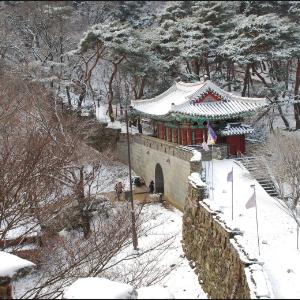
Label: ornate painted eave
xmin=171 ymin=99 xmax=266 ymax=120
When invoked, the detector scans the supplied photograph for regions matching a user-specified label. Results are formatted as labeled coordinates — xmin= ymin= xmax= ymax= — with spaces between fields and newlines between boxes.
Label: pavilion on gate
xmin=130 ymin=79 xmax=268 ymax=156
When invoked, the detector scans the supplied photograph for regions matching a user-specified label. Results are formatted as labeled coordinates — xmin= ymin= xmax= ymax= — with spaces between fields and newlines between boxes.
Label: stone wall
xmin=197 ymin=143 xmax=228 ymax=161
xmin=117 ymin=134 xmax=198 ymax=210
xmin=182 ymin=181 xmax=273 ymax=299
xmin=85 ymin=123 xmax=121 ymax=153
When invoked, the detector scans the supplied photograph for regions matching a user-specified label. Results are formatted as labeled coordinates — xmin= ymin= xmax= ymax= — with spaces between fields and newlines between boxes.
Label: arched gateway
xmin=155 ymin=163 xmax=164 ymax=194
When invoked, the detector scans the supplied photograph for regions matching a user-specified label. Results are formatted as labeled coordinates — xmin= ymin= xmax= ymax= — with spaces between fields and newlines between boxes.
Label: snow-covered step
xmin=235 ymin=156 xmax=279 ymax=198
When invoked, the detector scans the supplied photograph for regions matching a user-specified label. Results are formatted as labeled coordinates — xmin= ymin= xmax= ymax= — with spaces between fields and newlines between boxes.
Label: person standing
xmin=115 ymin=182 xmax=124 ymax=201
xmin=149 ymin=180 xmax=154 ymax=194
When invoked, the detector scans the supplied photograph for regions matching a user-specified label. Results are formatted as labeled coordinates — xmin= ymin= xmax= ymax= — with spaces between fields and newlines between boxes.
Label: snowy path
xmin=142 ymin=204 xmax=207 ymax=299
xmin=204 ymin=159 xmax=300 ymax=298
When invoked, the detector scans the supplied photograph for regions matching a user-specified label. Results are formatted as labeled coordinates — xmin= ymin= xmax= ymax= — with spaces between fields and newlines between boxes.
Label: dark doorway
xmin=155 ymin=163 xmax=164 ymax=194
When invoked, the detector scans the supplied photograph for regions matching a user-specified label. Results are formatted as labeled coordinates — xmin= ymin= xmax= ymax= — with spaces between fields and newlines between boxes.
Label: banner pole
xmin=253 ymin=185 xmax=260 ymax=256
xmin=211 ymin=143 xmax=214 ymax=201
xmin=297 ymin=225 xmax=299 ymax=251
xmin=231 ymin=166 xmax=234 ymax=220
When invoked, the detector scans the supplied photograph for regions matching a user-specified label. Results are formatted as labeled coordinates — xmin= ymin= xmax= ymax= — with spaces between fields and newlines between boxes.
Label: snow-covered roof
xmin=131 ymin=81 xmax=205 ymax=116
xmin=219 ymin=123 xmax=254 ymax=136
xmin=131 ymin=80 xmax=267 ymax=120
xmin=0 ymin=251 xmax=35 ymax=279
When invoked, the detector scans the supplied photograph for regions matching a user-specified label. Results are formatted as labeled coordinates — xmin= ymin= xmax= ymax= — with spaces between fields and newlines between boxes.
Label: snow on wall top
xmin=0 ymin=251 xmax=35 ymax=278
xmin=190 ymin=149 xmax=202 ymax=162
xmin=131 ymin=80 xmax=267 ymax=118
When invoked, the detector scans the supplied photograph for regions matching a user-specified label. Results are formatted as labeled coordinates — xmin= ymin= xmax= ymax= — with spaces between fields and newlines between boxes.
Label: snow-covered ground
xmin=13 ymin=203 xmax=207 ymax=299
xmin=203 ymin=158 xmax=300 ymax=299
xmin=115 ymin=203 xmax=207 ymax=299
xmin=12 ymin=156 xmax=207 ymax=299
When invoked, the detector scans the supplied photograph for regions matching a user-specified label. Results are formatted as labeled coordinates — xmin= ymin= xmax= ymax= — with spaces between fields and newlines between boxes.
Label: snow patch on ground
xmin=136 ymin=285 xmax=174 ymax=299
xmin=63 ymin=277 xmax=137 ymax=299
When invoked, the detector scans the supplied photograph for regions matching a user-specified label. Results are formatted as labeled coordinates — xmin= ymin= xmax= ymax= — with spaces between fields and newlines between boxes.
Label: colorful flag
xmin=227 ymin=169 xmax=233 ymax=182
xmin=207 ymin=124 xmax=217 ymax=145
xmin=202 ymin=142 xmax=209 ymax=152
xmin=245 ymin=190 xmax=256 ymax=209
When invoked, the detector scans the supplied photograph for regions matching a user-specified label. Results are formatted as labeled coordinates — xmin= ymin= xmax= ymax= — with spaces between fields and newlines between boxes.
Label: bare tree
xmin=0 ymin=75 xmax=105 ymax=246
xmin=16 ymin=204 xmax=176 ymax=299
xmin=264 ymin=131 xmax=300 ymax=226
xmin=1 ymin=75 xmax=177 ymax=300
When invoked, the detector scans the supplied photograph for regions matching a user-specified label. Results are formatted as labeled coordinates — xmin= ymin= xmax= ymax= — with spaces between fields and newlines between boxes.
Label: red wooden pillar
xmin=178 ymin=127 xmax=182 ymax=145
xmin=240 ymin=135 xmax=246 ymax=154
xmin=187 ymin=126 xmax=192 ymax=145
xmin=158 ymin=124 xmax=161 ymax=139
xmin=172 ymin=128 xmax=177 ymax=143
xmin=161 ymin=124 xmax=165 ymax=140
xmin=181 ymin=128 xmax=187 ymax=145
xmin=167 ymin=127 xmax=172 ymax=142
xmin=194 ymin=128 xmax=203 ymax=144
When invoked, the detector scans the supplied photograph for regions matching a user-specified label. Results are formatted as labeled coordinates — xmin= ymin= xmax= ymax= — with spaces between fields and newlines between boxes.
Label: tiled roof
xmin=171 ymin=100 xmax=266 ymax=120
xmin=131 ymin=80 xmax=267 ymax=120
xmin=219 ymin=123 xmax=254 ymax=136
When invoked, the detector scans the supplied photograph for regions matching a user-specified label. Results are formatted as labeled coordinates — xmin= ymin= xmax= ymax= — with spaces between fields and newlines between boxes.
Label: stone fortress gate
xmin=117 ymin=133 xmax=202 ymax=210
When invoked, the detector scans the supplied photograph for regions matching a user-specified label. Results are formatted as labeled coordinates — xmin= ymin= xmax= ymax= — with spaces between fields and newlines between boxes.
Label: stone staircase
xmin=235 ymin=156 xmax=279 ymax=197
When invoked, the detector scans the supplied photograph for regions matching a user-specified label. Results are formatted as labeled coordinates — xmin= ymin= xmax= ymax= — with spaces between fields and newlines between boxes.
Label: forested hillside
xmin=1 ymin=1 xmax=300 ymax=128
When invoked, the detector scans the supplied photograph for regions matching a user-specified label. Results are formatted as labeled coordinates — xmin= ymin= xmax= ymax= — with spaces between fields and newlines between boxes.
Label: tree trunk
xmin=231 ymin=62 xmax=235 ymax=81
xmin=66 ymin=86 xmax=71 ymax=106
xmin=186 ymin=60 xmax=192 ymax=74
xmin=77 ymin=167 xmax=90 ymax=238
xmin=277 ymin=104 xmax=290 ymax=130
xmin=132 ymin=78 xmax=138 ymax=100
xmin=227 ymin=61 xmax=231 ymax=92
xmin=204 ymin=52 xmax=210 ymax=79
xmin=242 ymin=64 xmax=250 ymax=97
xmin=77 ymin=85 xmax=86 ymax=109
xmin=108 ymin=55 xmax=126 ymax=122
xmin=294 ymin=58 xmax=300 ymax=129
xmin=137 ymin=76 xmax=146 ymax=99
xmin=108 ymin=62 xmax=117 ymax=122
xmin=191 ymin=58 xmax=200 ymax=77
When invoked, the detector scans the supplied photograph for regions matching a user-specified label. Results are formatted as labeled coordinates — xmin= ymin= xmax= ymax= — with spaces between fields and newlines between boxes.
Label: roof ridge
xmin=176 ymin=81 xmax=204 ymax=87
xmin=187 ymin=80 xmax=266 ymax=104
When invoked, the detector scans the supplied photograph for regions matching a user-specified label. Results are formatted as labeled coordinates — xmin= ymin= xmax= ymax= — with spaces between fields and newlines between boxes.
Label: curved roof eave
xmin=130 ymin=106 xmax=265 ymax=122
